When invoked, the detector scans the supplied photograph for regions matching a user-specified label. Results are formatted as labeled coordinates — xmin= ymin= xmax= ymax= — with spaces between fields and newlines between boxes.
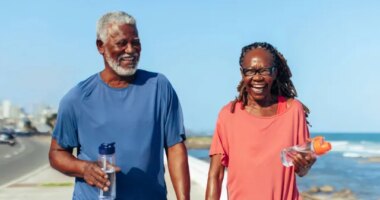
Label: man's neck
xmin=100 ymin=68 xmax=135 ymax=88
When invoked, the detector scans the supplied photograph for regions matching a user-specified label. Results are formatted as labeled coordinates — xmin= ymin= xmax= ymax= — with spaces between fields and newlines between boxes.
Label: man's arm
xmin=166 ymin=142 xmax=190 ymax=200
xmin=48 ymin=138 xmax=116 ymax=191
xmin=205 ymin=154 xmax=225 ymax=200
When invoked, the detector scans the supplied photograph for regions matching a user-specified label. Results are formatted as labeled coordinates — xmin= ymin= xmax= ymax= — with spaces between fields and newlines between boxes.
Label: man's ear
xmin=96 ymin=39 xmax=105 ymax=54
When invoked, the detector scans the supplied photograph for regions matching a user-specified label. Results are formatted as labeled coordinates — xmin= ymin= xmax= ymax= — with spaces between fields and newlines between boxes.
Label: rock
xmin=301 ymin=186 xmax=356 ymax=200
xmin=307 ymin=186 xmax=320 ymax=193
xmin=367 ymin=156 xmax=380 ymax=163
xmin=331 ymin=189 xmax=357 ymax=200
xmin=319 ymin=185 xmax=334 ymax=193
xmin=300 ymin=192 xmax=323 ymax=200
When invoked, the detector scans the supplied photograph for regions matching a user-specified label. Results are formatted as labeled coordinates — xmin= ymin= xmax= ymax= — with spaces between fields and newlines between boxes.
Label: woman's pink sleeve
xmin=209 ymin=112 xmax=229 ymax=167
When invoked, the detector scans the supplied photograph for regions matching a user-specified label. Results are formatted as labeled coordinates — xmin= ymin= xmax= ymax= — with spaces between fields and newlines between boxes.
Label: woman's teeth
xmin=252 ymin=87 xmax=264 ymax=94
xmin=251 ymin=85 xmax=265 ymax=94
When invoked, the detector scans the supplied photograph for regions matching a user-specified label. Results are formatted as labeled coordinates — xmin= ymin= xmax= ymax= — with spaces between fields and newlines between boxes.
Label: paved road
xmin=0 ymin=136 xmax=50 ymax=186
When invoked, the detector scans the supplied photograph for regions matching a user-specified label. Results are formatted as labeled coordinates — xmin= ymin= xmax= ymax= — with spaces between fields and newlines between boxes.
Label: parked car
xmin=0 ymin=133 xmax=16 ymax=146
xmin=14 ymin=131 xmax=32 ymax=137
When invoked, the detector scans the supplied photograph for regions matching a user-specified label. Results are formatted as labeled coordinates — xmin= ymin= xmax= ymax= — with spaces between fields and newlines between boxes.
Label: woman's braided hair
xmin=230 ymin=42 xmax=310 ymax=124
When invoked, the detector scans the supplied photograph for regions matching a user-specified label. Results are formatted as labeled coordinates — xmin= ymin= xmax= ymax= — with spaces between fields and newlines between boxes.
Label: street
xmin=0 ymin=136 xmax=50 ymax=186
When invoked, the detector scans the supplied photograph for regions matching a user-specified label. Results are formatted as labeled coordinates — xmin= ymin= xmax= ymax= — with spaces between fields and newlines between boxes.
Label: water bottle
xmin=281 ymin=136 xmax=332 ymax=167
xmin=98 ymin=142 xmax=116 ymax=200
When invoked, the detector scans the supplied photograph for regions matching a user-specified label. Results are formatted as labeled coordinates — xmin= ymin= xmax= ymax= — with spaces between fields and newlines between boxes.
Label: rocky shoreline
xmin=185 ymin=136 xmax=212 ymax=149
xmin=301 ymin=185 xmax=357 ymax=200
xmin=363 ymin=156 xmax=380 ymax=163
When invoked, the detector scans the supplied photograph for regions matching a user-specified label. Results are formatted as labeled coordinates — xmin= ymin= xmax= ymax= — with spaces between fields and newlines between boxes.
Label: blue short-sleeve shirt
xmin=53 ymin=69 xmax=186 ymax=200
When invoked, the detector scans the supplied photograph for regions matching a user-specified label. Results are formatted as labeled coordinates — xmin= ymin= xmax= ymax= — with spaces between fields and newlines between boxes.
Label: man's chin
xmin=117 ymin=69 xmax=137 ymax=76
xmin=114 ymin=67 xmax=137 ymax=77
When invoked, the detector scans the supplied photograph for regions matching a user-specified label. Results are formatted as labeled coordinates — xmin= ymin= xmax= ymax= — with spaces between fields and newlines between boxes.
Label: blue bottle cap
xmin=99 ymin=142 xmax=115 ymax=155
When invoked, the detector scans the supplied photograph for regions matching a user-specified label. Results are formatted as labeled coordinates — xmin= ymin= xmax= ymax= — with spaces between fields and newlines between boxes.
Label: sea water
xmin=188 ymin=133 xmax=380 ymax=200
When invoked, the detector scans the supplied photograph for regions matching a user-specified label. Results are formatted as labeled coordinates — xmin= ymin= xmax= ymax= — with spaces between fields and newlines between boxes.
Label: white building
xmin=0 ymin=100 xmax=23 ymax=120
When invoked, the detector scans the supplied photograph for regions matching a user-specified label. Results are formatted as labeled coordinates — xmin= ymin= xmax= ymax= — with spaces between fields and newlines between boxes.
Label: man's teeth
xmin=121 ymin=57 xmax=133 ymax=61
xmin=119 ymin=54 xmax=135 ymax=62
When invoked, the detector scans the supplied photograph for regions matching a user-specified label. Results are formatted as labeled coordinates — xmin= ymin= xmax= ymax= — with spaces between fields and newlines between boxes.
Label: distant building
xmin=0 ymin=100 xmax=56 ymax=133
xmin=0 ymin=100 xmax=24 ymax=129
xmin=29 ymin=103 xmax=57 ymax=133
xmin=1 ymin=100 xmax=11 ymax=118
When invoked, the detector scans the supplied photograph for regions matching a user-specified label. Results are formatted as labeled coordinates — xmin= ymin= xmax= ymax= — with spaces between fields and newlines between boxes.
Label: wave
xmin=330 ymin=141 xmax=380 ymax=158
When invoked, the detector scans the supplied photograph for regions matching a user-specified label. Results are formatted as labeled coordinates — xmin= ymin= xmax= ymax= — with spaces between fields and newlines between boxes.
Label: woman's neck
xmin=245 ymin=95 xmax=278 ymax=117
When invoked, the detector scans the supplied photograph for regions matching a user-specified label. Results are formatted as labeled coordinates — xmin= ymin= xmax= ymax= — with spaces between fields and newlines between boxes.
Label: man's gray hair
xmin=96 ymin=11 xmax=136 ymax=42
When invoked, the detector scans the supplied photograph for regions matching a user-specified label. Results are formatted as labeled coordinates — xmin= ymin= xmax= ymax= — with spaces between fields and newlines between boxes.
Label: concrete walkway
xmin=165 ymin=158 xmax=205 ymax=199
xmin=0 ymin=164 xmax=74 ymax=200
xmin=0 ymin=156 xmax=211 ymax=200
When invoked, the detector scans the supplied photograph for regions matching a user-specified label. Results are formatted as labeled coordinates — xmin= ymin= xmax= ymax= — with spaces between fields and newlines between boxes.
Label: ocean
xmin=188 ymin=133 xmax=380 ymax=200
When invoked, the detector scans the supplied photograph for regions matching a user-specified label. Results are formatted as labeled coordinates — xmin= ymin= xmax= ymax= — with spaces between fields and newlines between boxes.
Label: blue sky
xmin=1 ymin=0 xmax=379 ymax=133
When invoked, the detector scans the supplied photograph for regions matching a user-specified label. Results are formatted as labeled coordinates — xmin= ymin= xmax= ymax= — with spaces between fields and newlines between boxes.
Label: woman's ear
xmin=240 ymin=67 xmax=246 ymax=78
xmin=273 ymin=67 xmax=279 ymax=80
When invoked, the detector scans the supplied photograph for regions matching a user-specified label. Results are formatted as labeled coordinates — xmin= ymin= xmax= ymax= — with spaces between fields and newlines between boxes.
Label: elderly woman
xmin=206 ymin=42 xmax=316 ymax=200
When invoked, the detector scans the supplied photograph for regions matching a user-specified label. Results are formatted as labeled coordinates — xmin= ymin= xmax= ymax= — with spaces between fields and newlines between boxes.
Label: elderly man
xmin=49 ymin=11 xmax=190 ymax=200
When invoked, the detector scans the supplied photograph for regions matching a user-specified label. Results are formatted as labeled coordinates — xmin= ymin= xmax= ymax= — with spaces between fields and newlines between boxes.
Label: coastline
xmin=185 ymin=136 xmax=212 ymax=149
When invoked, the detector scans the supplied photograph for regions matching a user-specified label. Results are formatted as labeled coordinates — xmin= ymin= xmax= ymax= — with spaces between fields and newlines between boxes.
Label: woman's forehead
xmin=242 ymin=48 xmax=274 ymax=66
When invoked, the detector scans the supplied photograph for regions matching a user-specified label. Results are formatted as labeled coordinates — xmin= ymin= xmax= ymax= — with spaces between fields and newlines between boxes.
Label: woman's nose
xmin=252 ymin=74 xmax=264 ymax=81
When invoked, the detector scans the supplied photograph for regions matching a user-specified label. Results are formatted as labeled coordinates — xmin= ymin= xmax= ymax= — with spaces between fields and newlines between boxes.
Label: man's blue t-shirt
xmin=53 ymin=69 xmax=185 ymax=200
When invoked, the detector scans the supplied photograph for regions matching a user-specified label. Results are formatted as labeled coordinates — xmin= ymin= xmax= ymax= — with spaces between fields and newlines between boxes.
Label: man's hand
xmin=49 ymin=139 xmax=120 ymax=191
xmin=82 ymin=162 xmax=120 ymax=191
xmin=292 ymin=152 xmax=316 ymax=177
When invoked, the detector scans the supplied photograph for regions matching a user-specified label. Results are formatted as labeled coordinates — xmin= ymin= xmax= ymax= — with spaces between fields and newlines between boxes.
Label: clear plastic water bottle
xmin=281 ymin=136 xmax=332 ymax=167
xmin=98 ymin=142 xmax=116 ymax=200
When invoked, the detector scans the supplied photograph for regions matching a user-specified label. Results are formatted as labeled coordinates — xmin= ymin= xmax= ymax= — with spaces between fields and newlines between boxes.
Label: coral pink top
xmin=209 ymin=97 xmax=309 ymax=200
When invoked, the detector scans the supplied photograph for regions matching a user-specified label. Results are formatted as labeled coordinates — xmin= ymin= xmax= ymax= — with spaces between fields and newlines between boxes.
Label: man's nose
xmin=125 ymin=43 xmax=134 ymax=53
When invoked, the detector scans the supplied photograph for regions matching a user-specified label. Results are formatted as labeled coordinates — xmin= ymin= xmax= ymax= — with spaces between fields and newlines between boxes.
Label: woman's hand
xmin=292 ymin=152 xmax=316 ymax=177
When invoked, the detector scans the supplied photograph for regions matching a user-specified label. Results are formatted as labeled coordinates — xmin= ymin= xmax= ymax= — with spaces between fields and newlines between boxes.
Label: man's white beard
xmin=105 ymin=51 xmax=138 ymax=76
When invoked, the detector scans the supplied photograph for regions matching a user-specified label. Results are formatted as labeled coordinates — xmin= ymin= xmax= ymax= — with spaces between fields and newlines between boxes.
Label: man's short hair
xmin=96 ymin=11 xmax=136 ymax=42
